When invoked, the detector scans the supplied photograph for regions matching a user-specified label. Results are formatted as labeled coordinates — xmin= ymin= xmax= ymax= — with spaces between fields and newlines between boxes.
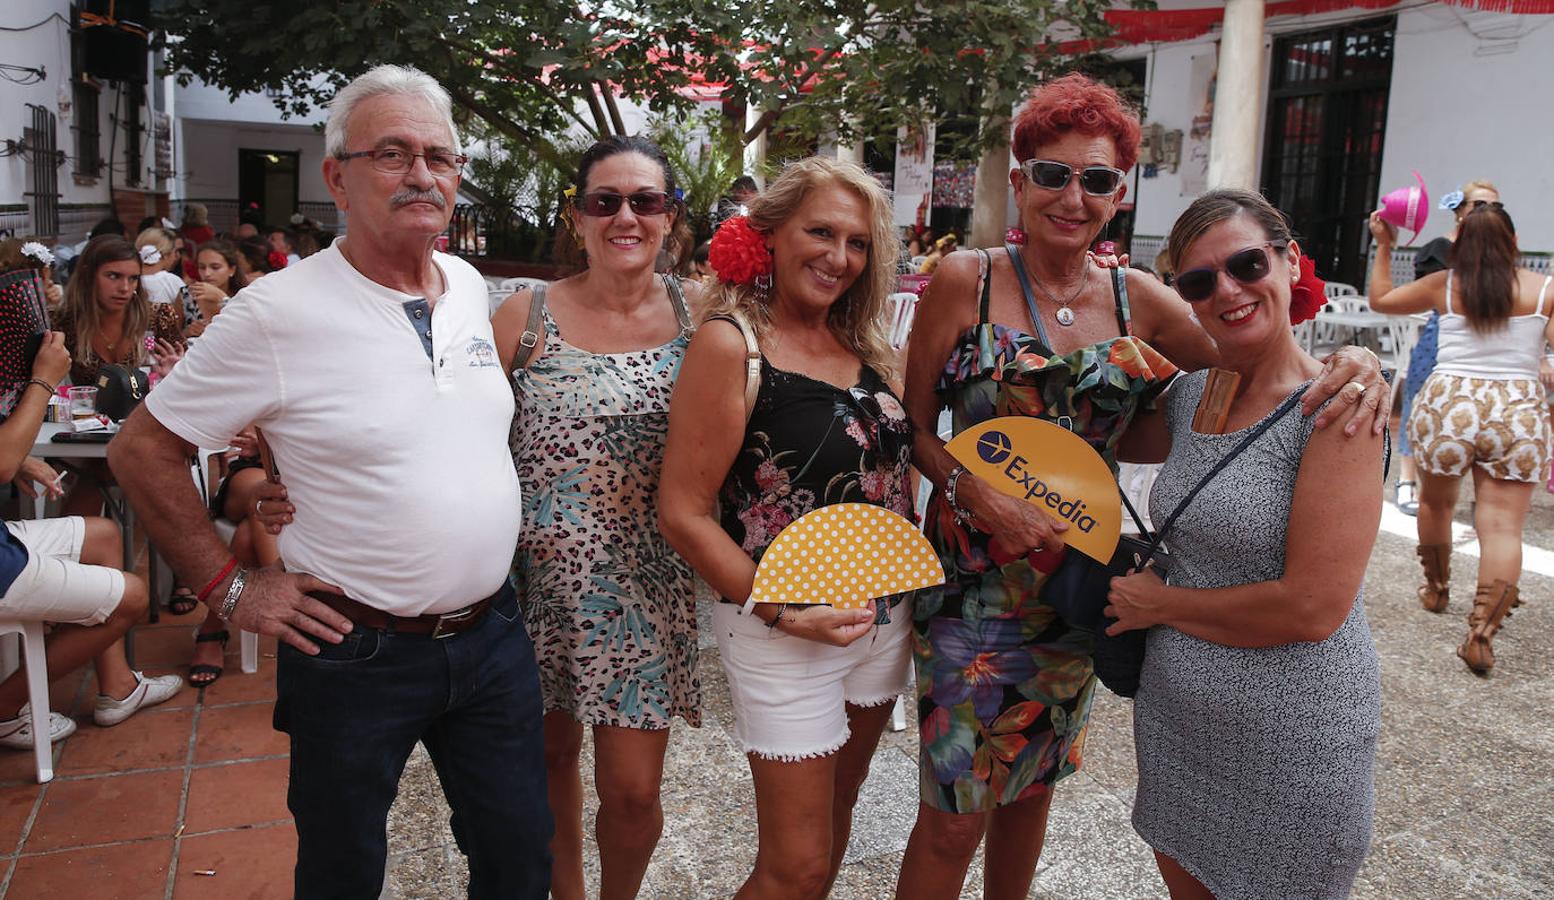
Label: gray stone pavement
xmin=382 ymin=486 xmax=1554 ymax=898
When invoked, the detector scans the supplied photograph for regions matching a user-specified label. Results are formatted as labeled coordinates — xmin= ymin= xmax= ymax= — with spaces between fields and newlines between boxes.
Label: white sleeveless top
xmin=1434 ymin=271 xmax=1552 ymax=380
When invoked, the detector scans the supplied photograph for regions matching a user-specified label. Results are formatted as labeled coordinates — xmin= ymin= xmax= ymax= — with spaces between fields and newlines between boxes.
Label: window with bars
xmin=1261 ymin=16 xmax=1396 ymax=287
xmin=73 ymin=80 xmax=102 ymax=179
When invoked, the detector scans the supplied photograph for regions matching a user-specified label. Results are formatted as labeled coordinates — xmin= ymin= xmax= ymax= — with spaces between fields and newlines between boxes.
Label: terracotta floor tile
xmin=0 ymin=782 xmax=43 ymax=852
xmin=183 ymin=758 xmax=291 ymax=834
xmin=10 ymin=838 xmax=174 ymax=899
xmin=193 ymin=702 xmax=286 ymax=763
xmin=173 ymin=822 xmax=296 ymax=899
xmin=27 ymin=769 xmax=183 ymax=852
xmin=56 ymin=708 xmax=194 ymax=776
xmin=0 ymin=740 xmax=61 ymax=788
xmin=198 ymin=654 xmax=276 ymax=706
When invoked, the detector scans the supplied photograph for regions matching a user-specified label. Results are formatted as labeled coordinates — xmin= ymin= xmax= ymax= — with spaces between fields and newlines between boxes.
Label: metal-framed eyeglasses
xmin=337 ymin=147 xmax=468 ymax=178
xmin=1019 ymin=159 xmax=1126 ymax=196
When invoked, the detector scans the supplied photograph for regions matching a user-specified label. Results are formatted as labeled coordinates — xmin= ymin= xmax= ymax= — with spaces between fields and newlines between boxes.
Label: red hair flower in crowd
xmin=268 ymin=250 xmax=289 ymax=271
xmin=1288 ymin=251 xmax=1325 ymax=325
xmin=708 ymin=216 xmax=772 ymax=286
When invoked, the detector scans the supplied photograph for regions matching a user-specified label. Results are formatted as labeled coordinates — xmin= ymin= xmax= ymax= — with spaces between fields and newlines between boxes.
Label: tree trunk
xmin=970 ymin=117 xmax=1012 ymax=250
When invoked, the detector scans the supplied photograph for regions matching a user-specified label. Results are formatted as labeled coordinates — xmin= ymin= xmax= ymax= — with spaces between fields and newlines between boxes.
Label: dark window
xmin=73 ymin=80 xmax=102 ymax=179
xmin=1261 ymin=16 xmax=1396 ymax=287
xmin=24 ymin=105 xmax=61 ymax=237
xmin=125 ymin=82 xmax=144 ymax=187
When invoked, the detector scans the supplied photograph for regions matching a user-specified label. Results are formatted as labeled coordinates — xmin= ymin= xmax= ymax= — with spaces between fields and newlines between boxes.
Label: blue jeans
xmin=274 ymin=585 xmax=552 ymax=899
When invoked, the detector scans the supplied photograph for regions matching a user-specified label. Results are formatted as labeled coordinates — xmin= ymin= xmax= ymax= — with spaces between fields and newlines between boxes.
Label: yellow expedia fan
xmin=751 ymin=503 xmax=945 ymax=609
xmin=944 ymin=416 xmax=1121 ymax=564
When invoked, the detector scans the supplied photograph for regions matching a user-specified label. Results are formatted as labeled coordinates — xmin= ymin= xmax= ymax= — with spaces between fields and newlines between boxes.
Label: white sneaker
xmin=0 ymin=705 xmax=77 ymax=750
xmin=93 ymin=671 xmax=184 ymax=727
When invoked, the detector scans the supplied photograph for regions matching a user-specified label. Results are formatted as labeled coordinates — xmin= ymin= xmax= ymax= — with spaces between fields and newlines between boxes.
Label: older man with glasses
xmin=109 ymin=65 xmax=550 ymax=898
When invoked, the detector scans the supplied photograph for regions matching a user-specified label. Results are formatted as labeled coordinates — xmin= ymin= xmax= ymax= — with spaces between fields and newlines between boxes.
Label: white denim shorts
xmin=713 ymin=601 xmax=911 ymax=761
xmin=1 ymin=518 xmax=125 ymax=626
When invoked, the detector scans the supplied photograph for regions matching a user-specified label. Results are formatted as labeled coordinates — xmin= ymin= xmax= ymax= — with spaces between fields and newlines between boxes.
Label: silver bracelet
xmin=944 ymin=465 xmax=975 ymax=526
xmin=217 ymin=568 xmax=248 ymax=621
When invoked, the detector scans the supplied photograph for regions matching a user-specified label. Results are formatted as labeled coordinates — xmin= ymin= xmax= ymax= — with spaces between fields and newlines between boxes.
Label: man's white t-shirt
xmin=145 ymin=241 xmax=521 ymax=616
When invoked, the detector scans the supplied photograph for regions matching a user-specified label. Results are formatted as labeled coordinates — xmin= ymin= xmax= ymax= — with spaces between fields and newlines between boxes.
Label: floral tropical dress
xmin=915 ymin=250 xmax=1177 ymax=814
xmin=511 ymin=278 xmax=701 ymax=730
xmin=717 ymin=350 xmax=915 ymax=582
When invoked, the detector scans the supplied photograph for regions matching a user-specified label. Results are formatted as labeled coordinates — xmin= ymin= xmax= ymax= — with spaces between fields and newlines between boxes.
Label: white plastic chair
xmin=0 ymin=620 xmax=56 ymax=782
xmin=886 ymin=292 xmax=919 ymax=349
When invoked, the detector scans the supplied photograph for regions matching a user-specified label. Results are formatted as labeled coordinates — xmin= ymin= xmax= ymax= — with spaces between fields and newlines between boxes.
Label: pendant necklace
xmin=1033 ymin=266 xmax=1089 ymax=327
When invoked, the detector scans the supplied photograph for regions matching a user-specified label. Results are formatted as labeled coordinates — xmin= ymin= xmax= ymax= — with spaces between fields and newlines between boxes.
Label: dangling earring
xmin=754 ymin=271 xmax=772 ymax=298
xmin=1005 ymin=227 xmax=1028 ymax=245
xmin=561 ymin=186 xmax=584 ymax=249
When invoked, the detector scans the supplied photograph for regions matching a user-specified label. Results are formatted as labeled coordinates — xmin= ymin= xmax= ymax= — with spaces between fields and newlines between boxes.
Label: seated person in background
xmin=187 ymin=427 xmax=279 ymax=686
xmin=268 ymin=229 xmax=302 ymax=268
xmin=917 ymin=233 xmax=957 ymax=275
xmin=235 ymin=239 xmax=274 ymax=287
xmin=134 ymin=227 xmax=189 ymax=307
xmin=188 ymin=241 xmax=245 ymax=338
xmin=52 ymin=236 xmax=184 ymax=520
xmin=0 ymin=331 xmax=181 ymax=746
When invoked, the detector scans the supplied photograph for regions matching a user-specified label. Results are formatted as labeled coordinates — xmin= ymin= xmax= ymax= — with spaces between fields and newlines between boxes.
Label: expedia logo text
xmin=996 ymin=453 xmax=1097 ymax=533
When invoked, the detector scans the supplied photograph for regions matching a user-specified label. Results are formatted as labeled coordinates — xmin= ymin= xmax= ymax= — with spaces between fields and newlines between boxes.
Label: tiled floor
xmin=0 ymin=604 xmax=293 ymax=900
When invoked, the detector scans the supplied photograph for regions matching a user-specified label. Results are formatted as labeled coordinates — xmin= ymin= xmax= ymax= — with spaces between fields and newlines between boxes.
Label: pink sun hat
xmin=1377 ymin=171 xmax=1429 ymax=245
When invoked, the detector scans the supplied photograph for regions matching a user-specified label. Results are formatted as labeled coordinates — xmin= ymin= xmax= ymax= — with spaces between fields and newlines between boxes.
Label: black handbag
xmin=1040 ymin=390 xmax=1305 ymax=698
xmin=94 ymin=364 xmax=149 ymax=422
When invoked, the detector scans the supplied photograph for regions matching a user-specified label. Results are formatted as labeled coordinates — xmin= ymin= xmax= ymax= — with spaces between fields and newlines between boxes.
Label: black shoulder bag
xmin=1041 ymin=390 xmax=1305 ymax=697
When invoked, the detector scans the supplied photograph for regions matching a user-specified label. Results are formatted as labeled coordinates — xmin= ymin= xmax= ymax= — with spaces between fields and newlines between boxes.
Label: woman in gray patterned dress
xmin=490 ymin=136 xmax=703 ymax=900
xmin=1107 ymin=190 xmax=1384 ymax=899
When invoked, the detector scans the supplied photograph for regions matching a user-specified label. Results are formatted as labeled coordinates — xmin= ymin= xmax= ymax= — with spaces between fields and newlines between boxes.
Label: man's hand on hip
xmin=231 ymin=565 xmax=353 ymax=655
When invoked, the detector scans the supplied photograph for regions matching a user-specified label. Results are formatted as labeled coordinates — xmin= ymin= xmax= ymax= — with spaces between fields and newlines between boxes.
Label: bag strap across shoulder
xmin=513 ymin=284 xmax=547 ymax=369
xmin=1143 ymin=390 xmax=1305 ymax=560
xmin=707 ymin=313 xmax=761 ymax=421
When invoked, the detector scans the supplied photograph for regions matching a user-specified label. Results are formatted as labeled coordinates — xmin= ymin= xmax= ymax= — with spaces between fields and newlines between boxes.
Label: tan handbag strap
xmin=707 ymin=313 xmax=761 ymax=421
xmin=513 ymin=284 xmax=547 ymax=369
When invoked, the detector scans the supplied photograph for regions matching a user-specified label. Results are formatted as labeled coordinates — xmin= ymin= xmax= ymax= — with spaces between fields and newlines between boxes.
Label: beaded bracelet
xmin=944 ymin=466 xmax=975 ymax=527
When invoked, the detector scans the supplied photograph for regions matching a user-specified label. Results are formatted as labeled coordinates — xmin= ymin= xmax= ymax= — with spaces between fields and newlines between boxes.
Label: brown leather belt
xmin=308 ymin=589 xmax=501 ymax=639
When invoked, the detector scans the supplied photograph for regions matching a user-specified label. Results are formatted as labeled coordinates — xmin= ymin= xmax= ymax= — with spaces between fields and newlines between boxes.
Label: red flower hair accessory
xmin=708 ymin=216 xmax=772 ymax=286
xmin=1288 ymin=250 xmax=1325 ymax=325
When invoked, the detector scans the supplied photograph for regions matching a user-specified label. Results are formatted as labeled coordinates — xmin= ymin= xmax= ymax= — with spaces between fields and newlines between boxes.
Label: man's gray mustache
xmin=390 ymin=189 xmax=447 ymax=209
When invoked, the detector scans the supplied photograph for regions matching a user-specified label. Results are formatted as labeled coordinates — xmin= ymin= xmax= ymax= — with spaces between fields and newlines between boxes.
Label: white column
xmin=836 ymin=141 xmax=864 ymax=165
xmin=970 ymin=118 xmax=1012 ymax=250
xmin=1206 ymin=0 xmax=1266 ymax=191
xmin=744 ymin=104 xmax=768 ymax=187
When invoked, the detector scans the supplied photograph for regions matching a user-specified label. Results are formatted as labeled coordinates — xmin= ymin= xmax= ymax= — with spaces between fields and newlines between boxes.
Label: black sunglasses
xmin=574 ymin=191 xmax=674 ymax=217
xmin=1467 ymin=199 xmax=1505 ymax=213
xmin=1019 ymin=159 xmax=1126 ymax=196
xmin=1173 ymin=243 xmax=1289 ymax=304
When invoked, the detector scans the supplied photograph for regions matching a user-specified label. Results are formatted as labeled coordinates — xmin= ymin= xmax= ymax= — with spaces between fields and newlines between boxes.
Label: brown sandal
xmin=1416 ymin=544 xmax=1451 ymax=613
xmin=1458 ymin=581 xmax=1518 ymax=675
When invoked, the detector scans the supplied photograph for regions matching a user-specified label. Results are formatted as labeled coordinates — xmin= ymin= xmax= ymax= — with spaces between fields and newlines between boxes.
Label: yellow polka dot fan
xmin=750 ymin=504 xmax=944 ymax=609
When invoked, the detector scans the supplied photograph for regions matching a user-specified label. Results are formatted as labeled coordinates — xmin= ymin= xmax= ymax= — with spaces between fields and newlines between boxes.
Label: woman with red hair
xmin=896 ymin=73 xmax=1388 ymax=898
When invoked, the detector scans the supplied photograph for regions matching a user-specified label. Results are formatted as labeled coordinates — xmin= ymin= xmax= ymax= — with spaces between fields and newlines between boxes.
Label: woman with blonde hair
xmin=659 ymin=156 xmax=916 ymax=898
xmin=134 ymin=227 xmax=188 ymax=307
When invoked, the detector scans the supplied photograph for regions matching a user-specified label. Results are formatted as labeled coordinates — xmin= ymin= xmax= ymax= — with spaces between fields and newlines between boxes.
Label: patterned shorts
xmin=1408 ymin=373 xmax=1550 ymax=482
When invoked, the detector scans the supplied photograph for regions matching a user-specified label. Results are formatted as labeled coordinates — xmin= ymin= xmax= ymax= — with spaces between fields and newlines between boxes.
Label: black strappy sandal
xmin=167 ymin=586 xmax=199 ymax=616
xmin=190 ymin=629 xmax=229 ymax=687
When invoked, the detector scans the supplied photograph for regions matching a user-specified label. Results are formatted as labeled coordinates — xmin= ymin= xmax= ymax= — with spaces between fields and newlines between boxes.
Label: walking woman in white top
xmin=1369 ymin=203 xmax=1553 ymax=673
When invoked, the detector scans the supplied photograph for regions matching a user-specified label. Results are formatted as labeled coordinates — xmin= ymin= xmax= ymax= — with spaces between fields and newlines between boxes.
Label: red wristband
xmin=196 ymin=557 xmax=239 ymax=604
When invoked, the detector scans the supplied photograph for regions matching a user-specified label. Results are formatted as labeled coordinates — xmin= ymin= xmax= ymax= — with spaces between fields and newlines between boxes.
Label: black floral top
xmin=719 ymin=356 xmax=916 ymax=576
